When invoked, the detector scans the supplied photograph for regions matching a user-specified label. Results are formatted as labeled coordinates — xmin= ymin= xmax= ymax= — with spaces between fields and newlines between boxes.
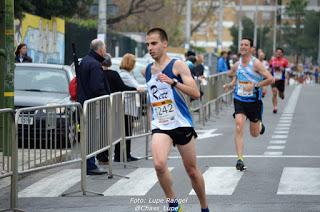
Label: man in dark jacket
xmin=77 ymin=39 xmax=110 ymax=175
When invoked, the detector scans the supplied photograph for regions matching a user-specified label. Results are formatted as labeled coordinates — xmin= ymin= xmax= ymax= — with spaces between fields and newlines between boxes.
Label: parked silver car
xmin=14 ymin=63 xmax=76 ymax=148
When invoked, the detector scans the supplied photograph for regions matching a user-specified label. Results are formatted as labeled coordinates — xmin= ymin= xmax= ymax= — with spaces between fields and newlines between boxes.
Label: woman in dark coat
xmin=15 ymin=43 xmax=32 ymax=63
xmin=96 ymin=54 xmax=139 ymax=164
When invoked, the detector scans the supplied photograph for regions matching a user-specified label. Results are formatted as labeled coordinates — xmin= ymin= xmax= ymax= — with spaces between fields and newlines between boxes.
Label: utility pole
xmin=217 ymin=0 xmax=224 ymax=52
xmin=318 ymin=22 xmax=320 ymax=65
xmin=185 ymin=0 xmax=192 ymax=50
xmin=253 ymin=0 xmax=258 ymax=48
xmin=97 ymin=0 xmax=107 ymax=44
xmin=0 ymin=0 xmax=14 ymax=154
xmin=273 ymin=1 xmax=277 ymax=53
xmin=238 ymin=0 xmax=243 ymax=51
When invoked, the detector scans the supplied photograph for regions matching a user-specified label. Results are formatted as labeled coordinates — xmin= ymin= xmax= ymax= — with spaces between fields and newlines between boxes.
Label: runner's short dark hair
xmin=276 ymin=47 xmax=284 ymax=53
xmin=147 ymin=28 xmax=168 ymax=42
xmin=241 ymin=37 xmax=253 ymax=47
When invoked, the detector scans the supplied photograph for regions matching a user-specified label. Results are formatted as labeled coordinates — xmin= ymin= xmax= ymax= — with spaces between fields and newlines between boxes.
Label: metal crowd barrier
xmin=1 ymin=74 xmax=234 ymax=205
xmin=14 ymin=103 xmax=82 ymax=174
xmin=121 ymin=91 xmax=150 ymax=163
xmin=189 ymin=72 xmax=233 ymax=126
xmin=78 ymin=94 xmax=111 ymax=195
xmin=0 ymin=108 xmax=23 ymax=212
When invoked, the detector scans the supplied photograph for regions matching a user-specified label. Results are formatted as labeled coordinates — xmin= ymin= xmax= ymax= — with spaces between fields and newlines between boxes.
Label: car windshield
xmin=15 ymin=67 xmax=69 ymax=94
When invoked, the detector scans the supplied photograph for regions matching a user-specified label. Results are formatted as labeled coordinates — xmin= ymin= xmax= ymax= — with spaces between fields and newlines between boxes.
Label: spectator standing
xmin=217 ymin=51 xmax=228 ymax=72
xmin=77 ymin=39 xmax=110 ymax=175
xmin=314 ymin=66 xmax=319 ymax=84
xmin=194 ymin=54 xmax=205 ymax=78
xmin=15 ymin=43 xmax=32 ymax=63
xmin=99 ymin=54 xmax=137 ymax=163
xmin=117 ymin=53 xmax=144 ymax=162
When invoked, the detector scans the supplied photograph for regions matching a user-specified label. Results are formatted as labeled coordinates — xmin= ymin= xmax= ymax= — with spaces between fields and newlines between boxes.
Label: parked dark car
xmin=14 ymin=63 xmax=77 ymax=149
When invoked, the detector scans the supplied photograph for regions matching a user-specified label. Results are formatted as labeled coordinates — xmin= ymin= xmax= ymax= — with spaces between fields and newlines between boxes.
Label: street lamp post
xmin=273 ymin=1 xmax=277 ymax=53
xmin=217 ymin=0 xmax=224 ymax=52
xmin=238 ymin=0 xmax=243 ymax=51
xmin=253 ymin=0 xmax=258 ymax=48
xmin=318 ymin=22 xmax=320 ymax=65
xmin=97 ymin=0 xmax=107 ymax=43
xmin=185 ymin=0 xmax=192 ymax=50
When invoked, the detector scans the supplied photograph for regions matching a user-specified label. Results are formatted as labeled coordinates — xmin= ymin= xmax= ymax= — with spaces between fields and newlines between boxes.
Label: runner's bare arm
xmin=223 ymin=62 xmax=238 ymax=91
xmin=228 ymin=62 xmax=238 ymax=77
xmin=254 ymin=60 xmax=274 ymax=87
xmin=157 ymin=60 xmax=200 ymax=99
xmin=141 ymin=67 xmax=146 ymax=77
xmin=174 ymin=60 xmax=201 ymax=99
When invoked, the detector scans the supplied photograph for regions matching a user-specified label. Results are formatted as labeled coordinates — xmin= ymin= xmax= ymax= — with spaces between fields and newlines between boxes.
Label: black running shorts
xmin=151 ymin=127 xmax=198 ymax=146
xmin=233 ymin=99 xmax=263 ymax=123
xmin=271 ymin=80 xmax=285 ymax=93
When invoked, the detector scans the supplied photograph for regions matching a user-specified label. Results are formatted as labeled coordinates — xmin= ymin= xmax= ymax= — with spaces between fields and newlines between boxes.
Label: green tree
xmin=282 ymin=0 xmax=308 ymax=64
xmin=300 ymin=11 xmax=320 ymax=63
xmin=230 ymin=16 xmax=252 ymax=53
xmin=14 ymin=0 xmax=94 ymax=20
xmin=229 ymin=16 xmax=271 ymax=56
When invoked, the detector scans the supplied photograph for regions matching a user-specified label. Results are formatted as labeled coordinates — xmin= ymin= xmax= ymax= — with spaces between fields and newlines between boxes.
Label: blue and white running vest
xmin=145 ymin=59 xmax=193 ymax=130
xmin=234 ymin=57 xmax=264 ymax=102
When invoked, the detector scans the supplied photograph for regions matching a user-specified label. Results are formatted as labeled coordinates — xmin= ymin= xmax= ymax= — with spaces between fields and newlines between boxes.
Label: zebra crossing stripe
xmin=277 ymin=167 xmax=320 ymax=195
xmin=19 ymin=169 xmax=81 ymax=197
xmin=103 ymin=168 xmax=173 ymax=196
xmin=270 ymin=140 xmax=286 ymax=144
xmin=272 ymin=135 xmax=288 ymax=139
xmin=274 ymin=131 xmax=289 ymax=134
xmin=277 ymin=123 xmax=291 ymax=127
xmin=276 ymin=127 xmax=290 ymax=130
xmin=264 ymin=151 xmax=283 ymax=155
xmin=190 ymin=167 xmax=243 ymax=195
xmin=279 ymin=120 xmax=292 ymax=123
xmin=267 ymin=145 xmax=285 ymax=150
xmin=280 ymin=116 xmax=292 ymax=119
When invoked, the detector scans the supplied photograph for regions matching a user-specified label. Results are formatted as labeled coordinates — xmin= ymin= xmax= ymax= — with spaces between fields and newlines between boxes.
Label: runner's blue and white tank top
xmin=145 ymin=59 xmax=193 ymax=130
xmin=234 ymin=56 xmax=264 ymax=102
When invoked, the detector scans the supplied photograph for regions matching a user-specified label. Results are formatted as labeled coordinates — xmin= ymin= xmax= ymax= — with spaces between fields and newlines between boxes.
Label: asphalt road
xmin=1 ymin=83 xmax=320 ymax=212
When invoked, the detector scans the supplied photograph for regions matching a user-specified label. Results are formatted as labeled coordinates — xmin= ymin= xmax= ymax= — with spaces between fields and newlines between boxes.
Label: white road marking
xmin=190 ymin=167 xmax=243 ymax=195
xmin=196 ymin=129 xmax=222 ymax=140
xmin=270 ymin=140 xmax=287 ymax=144
xmin=103 ymin=168 xmax=173 ymax=196
xmin=276 ymin=127 xmax=290 ymax=130
xmin=267 ymin=146 xmax=285 ymax=150
xmin=274 ymin=131 xmax=289 ymax=134
xmin=280 ymin=116 xmax=292 ymax=119
xmin=277 ymin=167 xmax=320 ymax=195
xmin=281 ymin=113 xmax=293 ymax=116
xmin=272 ymin=135 xmax=288 ymax=139
xmin=277 ymin=124 xmax=291 ymax=127
xmin=19 ymin=169 xmax=81 ymax=197
xmin=279 ymin=120 xmax=292 ymax=123
xmin=283 ymin=85 xmax=302 ymax=114
xmin=263 ymin=152 xmax=283 ymax=156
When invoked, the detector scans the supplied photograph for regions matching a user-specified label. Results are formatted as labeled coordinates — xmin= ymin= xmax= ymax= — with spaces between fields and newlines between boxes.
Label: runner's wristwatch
xmin=171 ymin=78 xmax=178 ymax=87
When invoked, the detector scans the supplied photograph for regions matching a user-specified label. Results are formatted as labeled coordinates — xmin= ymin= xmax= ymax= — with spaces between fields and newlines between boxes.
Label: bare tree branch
xmin=107 ymin=0 xmax=164 ymax=25
xmin=191 ymin=1 xmax=218 ymax=35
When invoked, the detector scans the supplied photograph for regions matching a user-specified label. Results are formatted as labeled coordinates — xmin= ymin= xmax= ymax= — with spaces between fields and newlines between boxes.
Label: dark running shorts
xmin=233 ymin=98 xmax=263 ymax=123
xmin=151 ymin=127 xmax=198 ymax=146
xmin=271 ymin=80 xmax=285 ymax=93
